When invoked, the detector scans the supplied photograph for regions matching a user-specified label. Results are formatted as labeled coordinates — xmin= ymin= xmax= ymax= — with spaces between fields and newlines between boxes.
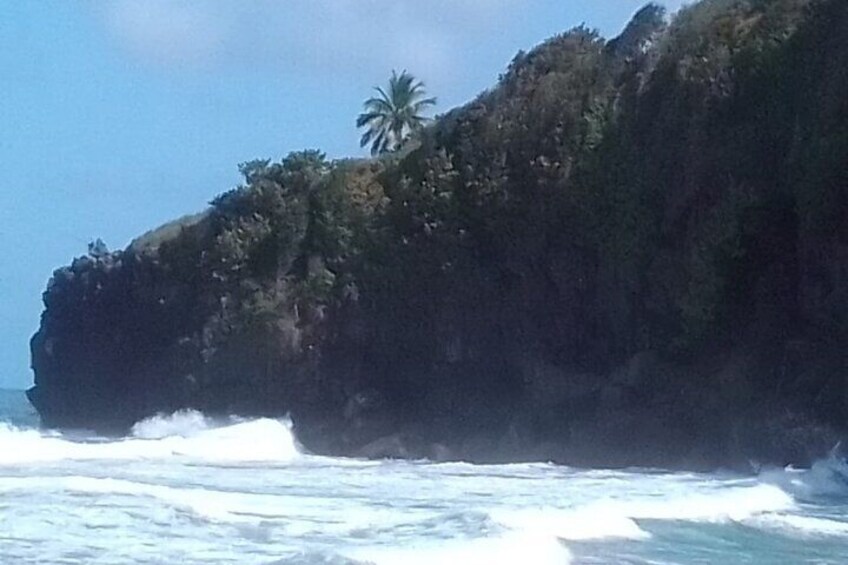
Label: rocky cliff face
xmin=29 ymin=0 xmax=848 ymax=469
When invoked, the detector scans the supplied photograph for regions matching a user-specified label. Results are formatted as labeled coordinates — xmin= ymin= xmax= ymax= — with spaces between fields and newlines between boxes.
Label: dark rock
xmin=356 ymin=434 xmax=411 ymax=460
xmin=26 ymin=0 xmax=848 ymax=471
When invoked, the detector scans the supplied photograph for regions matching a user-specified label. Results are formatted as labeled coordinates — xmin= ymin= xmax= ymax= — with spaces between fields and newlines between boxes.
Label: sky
xmin=0 ymin=0 xmax=685 ymax=390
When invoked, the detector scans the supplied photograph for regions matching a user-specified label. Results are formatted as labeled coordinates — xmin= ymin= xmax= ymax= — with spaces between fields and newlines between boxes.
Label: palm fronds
xmin=357 ymin=70 xmax=437 ymax=156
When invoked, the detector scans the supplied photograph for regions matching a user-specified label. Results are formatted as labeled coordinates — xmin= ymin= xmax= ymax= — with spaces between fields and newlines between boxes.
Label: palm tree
xmin=357 ymin=70 xmax=437 ymax=156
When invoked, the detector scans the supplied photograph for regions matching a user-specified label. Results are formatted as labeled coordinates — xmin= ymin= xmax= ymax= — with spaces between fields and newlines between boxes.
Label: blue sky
xmin=0 ymin=0 xmax=684 ymax=390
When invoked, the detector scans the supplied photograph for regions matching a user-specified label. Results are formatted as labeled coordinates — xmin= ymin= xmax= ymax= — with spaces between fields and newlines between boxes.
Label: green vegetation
xmin=357 ymin=70 xmax=437 ymax=155
xmin=30 ymin=0 xmax=848 ymax=468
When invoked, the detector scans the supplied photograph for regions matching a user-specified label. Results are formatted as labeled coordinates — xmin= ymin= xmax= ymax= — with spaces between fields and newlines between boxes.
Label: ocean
xmin=1 ymin=388 xmax=846 ymax=564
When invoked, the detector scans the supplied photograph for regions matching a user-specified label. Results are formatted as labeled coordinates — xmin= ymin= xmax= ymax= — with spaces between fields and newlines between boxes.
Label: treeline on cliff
xmin=30 ymin=0 xmax=848 ymax=468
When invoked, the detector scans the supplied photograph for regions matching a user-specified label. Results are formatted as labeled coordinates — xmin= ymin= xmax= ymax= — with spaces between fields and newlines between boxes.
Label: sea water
xmin=1 ymin=388 xmax=846 ymax=564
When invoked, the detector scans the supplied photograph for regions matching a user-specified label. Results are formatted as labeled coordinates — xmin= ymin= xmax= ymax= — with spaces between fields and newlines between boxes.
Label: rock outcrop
xmin=29 ymin=0 xmax=848 ymax=469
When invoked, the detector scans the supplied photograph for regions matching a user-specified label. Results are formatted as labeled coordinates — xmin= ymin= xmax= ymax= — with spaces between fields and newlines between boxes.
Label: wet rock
xmin=356 ymin=434 xmax=410 ymax=460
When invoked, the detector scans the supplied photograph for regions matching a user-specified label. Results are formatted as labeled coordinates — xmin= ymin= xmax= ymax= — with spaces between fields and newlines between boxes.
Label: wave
xmin=484 ymin=467 xmax=848 ymax=544
xmin=745 ymin=513 xmax=848 ymax=538
xmin=0 ymin=473 xmax=404 ymax=535
xmin=0 ymin=475 xmax=284 ymax=524
xmin=491 ymin=507 xmax=650 ymax=541
xmin=0 ymin=411 xmax=301 ymax=465
xmin=759 ymin=454 xmax=848 ymax=501
xmin=268 ymin=552 xmax=370 ymax=565
xmin=488 ymin=483 xmax=793 ymax=543
xmin=130 ymin=409 xmax=212 ymax=439
xmin=341 ymin=481 xmax=796 ymax=552
xmin=345 ymin=531 xmax=572 ymax=565
xmin=616 ymin=483 xmax=794 ymax=522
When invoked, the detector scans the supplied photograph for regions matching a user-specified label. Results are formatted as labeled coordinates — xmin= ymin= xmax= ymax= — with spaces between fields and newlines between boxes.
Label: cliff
xmin=29 ymin=0 xmax=848 ymax=469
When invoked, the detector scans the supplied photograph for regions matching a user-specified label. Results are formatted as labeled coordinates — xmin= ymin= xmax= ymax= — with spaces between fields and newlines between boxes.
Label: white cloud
xmin=90 ymin=0 xmax=685 ymax=113
xmin=99 ymin=1 xmax=231 ymax=67
xmin=92 ymin=0 xmax=519 ymax=81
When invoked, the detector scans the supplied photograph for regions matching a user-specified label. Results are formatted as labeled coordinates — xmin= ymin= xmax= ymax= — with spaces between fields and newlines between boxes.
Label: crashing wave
xmin=0 ymin=412 xmax=301 ymax=465
xmin=759 ymin=452 xmax=848 ymax=501
xmin=130 ymin=409 xmax=212 ymax=439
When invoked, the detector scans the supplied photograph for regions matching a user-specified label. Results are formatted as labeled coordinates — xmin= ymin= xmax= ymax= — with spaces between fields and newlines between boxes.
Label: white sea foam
xmin=130 ymin=409 xmax=211 ymax=439
xmin=151 ymin=417 xmax=301 ymax=462
xmin=760 ymin=455 xmax=848 ymax=501
xmin=745 ymin=513 xmax=848 ymax=538
xmin=491 ymin=507 xmax=650 ymax=541
xmin=1 ymin=397 xmax=847 ymax=565
xmin=0 ymin=475 xmax=276 ymax=523
xmin=614 ymin=483 xmax=795 ymax=522
xmin=0 ymin=414 xmax=300 ymax=465
xmin=490 ymin=483 xmax=793 ymax=543
xmin=348 ymin=531 xmax=572 ymax=565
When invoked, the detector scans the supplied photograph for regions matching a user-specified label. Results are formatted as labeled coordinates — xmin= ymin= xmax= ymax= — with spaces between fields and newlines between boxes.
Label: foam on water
xmin=614 ymin=483 xmax=794 ymax=522
xmin=0 ymin=475 xmax=260 ymax=523
xmin=489 ymin=483 xmax=794 ymax=543
xmin=1 ymin=397 xmax=847 ymax=564
xmin=130 ymin=409 xmax=212 ymax=439
xmin=746 ymin=513 xmax=848 ymax=538
xmin=491 ymin=507 xmax=650 ymax=541
xmin=0 ymin=413 xmax=300 ymax=465
xmin=347 ymin=531 xmax=572 ymax=565
xmin=760 ymin=454 xmax=848 ymax=501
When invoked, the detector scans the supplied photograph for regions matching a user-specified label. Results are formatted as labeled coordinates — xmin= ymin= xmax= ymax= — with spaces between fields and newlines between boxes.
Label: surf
xmin=0 ymin=411 xmax=300 ymax=465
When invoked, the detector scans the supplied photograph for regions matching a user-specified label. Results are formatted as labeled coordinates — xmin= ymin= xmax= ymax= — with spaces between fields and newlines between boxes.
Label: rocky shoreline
xmin=28 ymin=0 xmax=848 ymax=470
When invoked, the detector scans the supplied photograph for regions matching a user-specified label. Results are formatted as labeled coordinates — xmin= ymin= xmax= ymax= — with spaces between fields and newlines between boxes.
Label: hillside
xmin=28 ymin=0 xmax=848 ymax=469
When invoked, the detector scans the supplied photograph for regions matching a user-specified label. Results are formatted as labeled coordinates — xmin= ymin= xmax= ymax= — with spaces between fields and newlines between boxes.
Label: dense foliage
xmin=30 ymin=0 xmax=848 ymax=468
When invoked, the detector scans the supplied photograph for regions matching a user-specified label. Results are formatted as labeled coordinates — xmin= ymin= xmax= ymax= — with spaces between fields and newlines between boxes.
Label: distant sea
xmin=0 ymin=388 xmax=39 ymax=427
xmin=1 ymin=388 xmax=847 ymax=564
